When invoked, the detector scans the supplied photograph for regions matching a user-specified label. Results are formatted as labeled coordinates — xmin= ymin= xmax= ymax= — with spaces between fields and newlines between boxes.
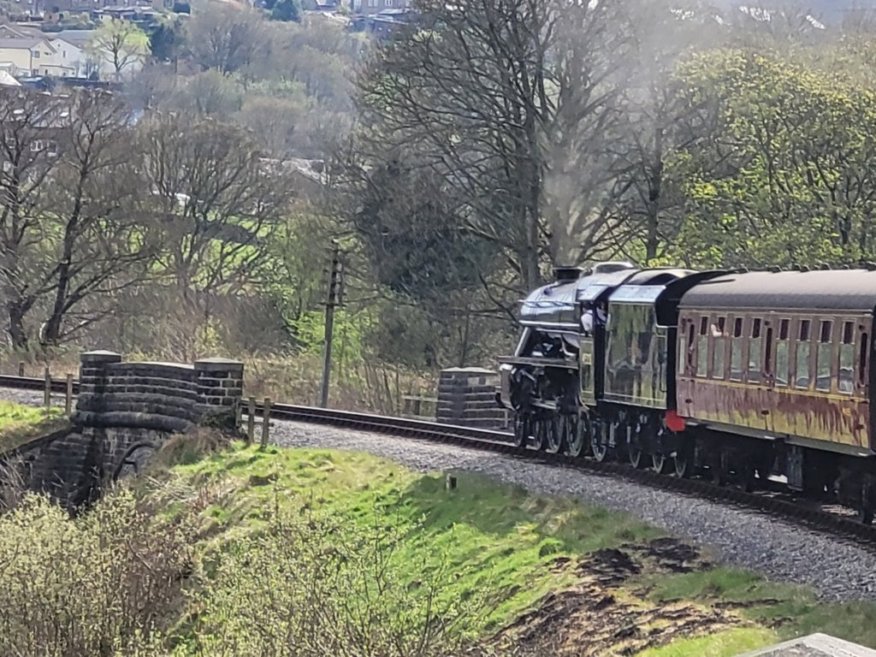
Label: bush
xmin=0 ymin=490 xmax=194 ymax=657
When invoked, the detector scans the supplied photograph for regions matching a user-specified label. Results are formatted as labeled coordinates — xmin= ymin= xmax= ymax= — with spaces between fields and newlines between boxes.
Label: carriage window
xmin=839 ymin=321 xmax=855 ymax=395
xmin=685 ymin=320 xmax=696 ymax=375
xmin=697 ymin=316 xmax=709 ymax=377
xmin=730 ymin=317 xmax=744 ymax=381
xmin=859 ymin=332 xmax=869 ymax=388
xmin=816 ymin=320 xmax=833 ymax=392
xmin=796 ymin=320 xmax=811 ymax=389
xmin=775 ymin=319 xmax=790 ymax=387
xmin=749 ymin=318 xmax=762 ymax=384
xmin=711 ymin=316 xmax=726 ymax=379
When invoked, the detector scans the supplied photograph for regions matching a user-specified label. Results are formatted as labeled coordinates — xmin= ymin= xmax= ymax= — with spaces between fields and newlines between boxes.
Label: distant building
xmin=0 ymin=24 xmax=144 ymax=79
xmin=350 ymin=0 xmax=410 ymax=16
xmin=349 ymin=6 xmax=414 ymax=37
xmin=0 ymin=36 xmax=78 ymax=77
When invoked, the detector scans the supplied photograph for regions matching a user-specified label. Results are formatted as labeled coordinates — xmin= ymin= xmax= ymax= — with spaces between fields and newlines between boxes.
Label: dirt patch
xmin=494 ymin=539 xmax=739 ymax=656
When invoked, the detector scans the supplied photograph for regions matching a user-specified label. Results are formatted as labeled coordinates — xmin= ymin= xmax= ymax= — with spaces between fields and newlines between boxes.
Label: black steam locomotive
xmin=497 ymin=262 xmax=876 ymax=522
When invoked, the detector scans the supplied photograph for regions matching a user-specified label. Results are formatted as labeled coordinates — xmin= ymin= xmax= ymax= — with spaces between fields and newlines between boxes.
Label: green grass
xmin=0 ymin=401 xmax=66 ymax=453
xmin=171 ymin=442 xmax=663 ymax=634
xmin=635 ymin=628 xmax=777 ymax=657
xmin=643 ymin=567 xmax=876 ymax=648
xmin=159 ymin=442 xmax=876 ymax=655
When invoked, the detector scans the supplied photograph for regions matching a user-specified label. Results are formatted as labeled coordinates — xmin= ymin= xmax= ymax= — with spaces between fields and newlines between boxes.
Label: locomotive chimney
xmin=553 ymin=266 xmax=583 ymax=282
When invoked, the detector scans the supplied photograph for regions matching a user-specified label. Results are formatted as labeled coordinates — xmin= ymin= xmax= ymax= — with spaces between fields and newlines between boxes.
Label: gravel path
xmin=5 ymin=385 xmax=876 ymax=602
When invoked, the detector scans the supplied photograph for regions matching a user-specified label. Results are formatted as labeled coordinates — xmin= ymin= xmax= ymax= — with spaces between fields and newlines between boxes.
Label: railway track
xmin=2 ymin=372 xmax=876 ymax=549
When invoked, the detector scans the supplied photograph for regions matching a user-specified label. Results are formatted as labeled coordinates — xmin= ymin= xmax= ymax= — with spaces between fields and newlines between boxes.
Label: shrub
xmin=0 ymin=490 xmax=194 ymax=657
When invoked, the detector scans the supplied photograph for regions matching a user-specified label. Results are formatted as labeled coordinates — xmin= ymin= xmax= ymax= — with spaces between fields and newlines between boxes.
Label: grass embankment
xmin=0 ymin=400 xmax=66 ymax=453
xmin=161 ymin=443 xmax=876 ymax=656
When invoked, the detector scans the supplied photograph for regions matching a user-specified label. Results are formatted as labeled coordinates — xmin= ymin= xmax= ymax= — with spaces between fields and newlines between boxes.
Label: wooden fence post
xmin=260 ymin=398 xmax=271 ymax=450
xmin=247 ymin=397 xmax=256 ymax=444
xmin=18 ymin=362 xmax=24 ymax=377
xmin=43 ymin=366 xmax=51 ymax=410
xmin=65 ymin=373 xmax=73 ymax=415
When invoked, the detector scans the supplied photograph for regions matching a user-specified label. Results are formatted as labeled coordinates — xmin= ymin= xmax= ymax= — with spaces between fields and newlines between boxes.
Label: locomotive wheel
xmin=566 ymin=414 xmax=587 ymax=457
xmin=652 ymin=453 xmax=671 ymax=475
xmin=591 ymin=420 xmax=609 ymax=463
xmin=513 ymin=414 xmax=530 ymax=449
xmin=674 ymin=439 xmax=693 ymax=478
xmin=530 ymin=418 xmax=546 ymax=451
xmin=674 ymin=452 xmax=691 ymax=478
xmin=651 ymin=427 xmax=671 ymax=474
xmin=545 ymin=415 xmax=564 ymax=454
xmin=627 ymin=419 xmax=648 ymax=469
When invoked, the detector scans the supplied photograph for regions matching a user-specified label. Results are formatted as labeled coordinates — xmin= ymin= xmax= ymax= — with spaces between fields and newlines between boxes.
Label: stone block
xmin=195 ymin=358 xmax=245 ymax=375
xmin=80 ymin=351 xmax=123 ymax=366
xmin=737 ymin=633 xmax=876 ymax=656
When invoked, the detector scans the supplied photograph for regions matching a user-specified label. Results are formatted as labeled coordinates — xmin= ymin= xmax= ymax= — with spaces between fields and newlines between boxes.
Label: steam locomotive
xmin=497 ymin=262 xmax=876 ymax=522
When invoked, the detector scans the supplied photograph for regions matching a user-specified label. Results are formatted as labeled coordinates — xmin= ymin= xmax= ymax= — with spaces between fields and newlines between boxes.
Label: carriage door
xmin=762 ymin=322 xmax=775 ymax=433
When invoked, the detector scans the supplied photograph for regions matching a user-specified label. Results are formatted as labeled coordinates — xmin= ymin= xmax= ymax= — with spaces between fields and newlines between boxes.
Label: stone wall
xmin=1 ymin=351 xmax=244 ymax=509
xmin=436 ymin=367 xmax=508 ymax=430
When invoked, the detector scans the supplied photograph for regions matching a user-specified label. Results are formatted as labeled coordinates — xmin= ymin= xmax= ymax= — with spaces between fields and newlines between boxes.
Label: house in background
xmin=0 ymin=36 xmax=78 ymax=77
xmin=0 ymin=24 xmax=139 ymax=79
xmin=349 ymin=0 xmax=409 ymax=16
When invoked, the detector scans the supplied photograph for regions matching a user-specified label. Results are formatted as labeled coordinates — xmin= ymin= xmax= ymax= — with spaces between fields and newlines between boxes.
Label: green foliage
xmin=87 ymin=18 xmax=151 ymax=76
xmin=291 ymin=308 xmax=371 ymax=363
xmin=170 ymin=444 xmax=663 ymax=639
xmin=7 ymin=445 xmax=876 ymax=655
xmin=667 ymin=49 xmax=876 ymax=268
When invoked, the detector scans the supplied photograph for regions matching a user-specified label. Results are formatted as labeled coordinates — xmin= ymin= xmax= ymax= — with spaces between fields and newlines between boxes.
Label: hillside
xmin=3 ymin=440 xmax=876 ymax=655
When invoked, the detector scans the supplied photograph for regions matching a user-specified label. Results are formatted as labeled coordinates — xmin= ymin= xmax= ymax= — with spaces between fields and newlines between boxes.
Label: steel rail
xmin=2 ymin=373 xmax=876 ymax=547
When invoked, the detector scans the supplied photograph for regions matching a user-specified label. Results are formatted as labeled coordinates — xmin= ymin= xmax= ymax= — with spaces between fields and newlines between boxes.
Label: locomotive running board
xmin=498 ymin=356 xmax=578 ymax=370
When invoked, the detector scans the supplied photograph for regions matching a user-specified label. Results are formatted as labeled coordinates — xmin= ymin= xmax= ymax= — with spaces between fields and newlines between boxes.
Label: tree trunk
xmin=6 ymin=300 xmax=28 ymax=350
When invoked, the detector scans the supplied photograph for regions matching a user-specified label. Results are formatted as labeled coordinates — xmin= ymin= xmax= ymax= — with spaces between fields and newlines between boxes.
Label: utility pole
xmin=320 ymin=242 xmax=343 ymax=408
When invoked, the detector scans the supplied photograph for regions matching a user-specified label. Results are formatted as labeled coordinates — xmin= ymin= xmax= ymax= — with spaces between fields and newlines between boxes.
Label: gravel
xmin=5 ymin=385 xmax=876 ymax=602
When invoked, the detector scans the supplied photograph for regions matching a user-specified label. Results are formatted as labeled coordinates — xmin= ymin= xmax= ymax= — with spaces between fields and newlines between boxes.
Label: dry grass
xmin=0 ymin=351 xmax=439 ymax=417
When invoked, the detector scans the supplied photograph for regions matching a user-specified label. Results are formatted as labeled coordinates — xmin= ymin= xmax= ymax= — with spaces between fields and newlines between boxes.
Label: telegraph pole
xmin=320 ymin=242 xmax=343 ymax=408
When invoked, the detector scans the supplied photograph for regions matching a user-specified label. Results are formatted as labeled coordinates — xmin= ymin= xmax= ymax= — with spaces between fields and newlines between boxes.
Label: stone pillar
xmin=436 ymin=367 xmax=507 ymax=430
xmin=194 ymin=358 xmax=245 ymax=430
xmin=76 ymin=350 xmax=123 ymax=421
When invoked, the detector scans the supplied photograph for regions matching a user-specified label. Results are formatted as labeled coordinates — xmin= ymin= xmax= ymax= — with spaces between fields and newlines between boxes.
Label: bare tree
xmin=356 ymin=0 xmax=658 ymax=293
xmin=0 ymin=88 xmax=63 ymax=348
xmin=40 ymin=90 xmax=158 ymax=346
xmin=185 ymin=2 xmax=271 ymax=75
xmin=137 ymin=113 xmax=293 ymax=345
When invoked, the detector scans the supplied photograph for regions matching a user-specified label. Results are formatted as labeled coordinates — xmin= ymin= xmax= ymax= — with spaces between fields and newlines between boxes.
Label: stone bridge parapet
xmin=1 ymin=351 xmax=244 ymax=509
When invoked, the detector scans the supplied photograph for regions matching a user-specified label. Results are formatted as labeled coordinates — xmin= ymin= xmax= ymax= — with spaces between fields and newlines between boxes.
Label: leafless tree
xmin=185 ymin=2 xmax=271 ymax=75
xmin=40 ymin=90 xmax=158 ymax=346
xmin=0 ymin=88 xmax=63 ymax=348
xmin=136 ymin=113 xmax=294 ymax=335
xmin=355 ymin=0 xmax=670 ymax=293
